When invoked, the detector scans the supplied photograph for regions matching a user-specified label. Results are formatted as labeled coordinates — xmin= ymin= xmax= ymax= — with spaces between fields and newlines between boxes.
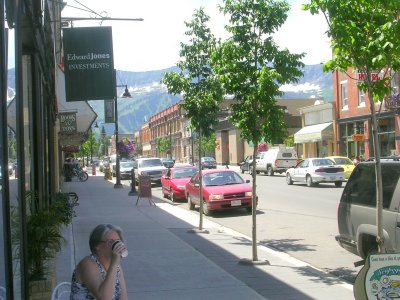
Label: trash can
xmin=104 ymin=166 xmax=112 ymax=180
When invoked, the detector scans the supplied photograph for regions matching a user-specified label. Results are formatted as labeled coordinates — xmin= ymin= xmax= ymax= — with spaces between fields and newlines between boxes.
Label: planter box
xmin=29 ymin=258 xmax=57 ymax=300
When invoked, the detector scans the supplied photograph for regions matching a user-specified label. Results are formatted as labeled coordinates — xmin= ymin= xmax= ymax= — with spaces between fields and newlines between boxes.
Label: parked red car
xmin=185 ymin=169 xmax=254 ymax=215
xmin=161 ymin=166 xmax=198 ymax=202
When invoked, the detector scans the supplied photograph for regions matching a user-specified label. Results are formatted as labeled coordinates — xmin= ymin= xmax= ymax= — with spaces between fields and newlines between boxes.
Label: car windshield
xmin=202 ymin=157 xmax=215 ymax=162
xmin=333 ymin=157 xmax=353 ymax=165
xmin=172 ymin=168 xmax=198 ymax=179
xmin=139 ymin=159 xmax=163 ymax=168
xmin=120 ymin=162 xmax=134 ymax=168
xmin=203 ymin=171 xmax=244 ymax=186
xmin=312 ymin=159 xmax=334 ymax=166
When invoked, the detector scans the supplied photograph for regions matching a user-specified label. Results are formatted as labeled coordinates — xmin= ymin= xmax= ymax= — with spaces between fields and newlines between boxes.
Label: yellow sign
xmin=352 ymin=134 xmax=365 ymax=141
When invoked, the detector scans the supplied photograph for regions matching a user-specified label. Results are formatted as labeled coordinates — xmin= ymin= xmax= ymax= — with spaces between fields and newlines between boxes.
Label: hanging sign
xmin=104 ymin=99 xmax=115 ymax=123
xmin=59 ymin=112 xmax=77 ymax=133
xmin=63 ymin=26 xmax=115 ymax=101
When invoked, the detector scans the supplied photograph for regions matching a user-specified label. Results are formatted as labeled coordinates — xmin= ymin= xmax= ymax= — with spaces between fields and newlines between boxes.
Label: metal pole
xmin=90 ymin=128 xmax=93 ymax=164
xmin=191 ymin=130 xmax=195 ymax=166
xmin=169 ymin=123 xmax=172 ymax=158
xmin=114 ymin=96 xmax=122 ymax=188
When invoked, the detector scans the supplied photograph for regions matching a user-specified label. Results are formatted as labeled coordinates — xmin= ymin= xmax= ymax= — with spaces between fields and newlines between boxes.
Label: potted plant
xmin=11 ymin=191 xmax=77 ymax=297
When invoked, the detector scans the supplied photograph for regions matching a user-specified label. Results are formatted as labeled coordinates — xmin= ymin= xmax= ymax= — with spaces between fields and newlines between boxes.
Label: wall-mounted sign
xmin=59 ymin=112 xmax=77 ymax=133
xmin=63 ymin=26 xmax=115 ymax=101
xmin=352 ymin=134 xmax=365 ymax=141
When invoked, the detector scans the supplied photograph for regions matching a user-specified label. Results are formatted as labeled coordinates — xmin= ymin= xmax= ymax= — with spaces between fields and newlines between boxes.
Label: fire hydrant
xmin=92 ymin=163 xmax=96 ymax=176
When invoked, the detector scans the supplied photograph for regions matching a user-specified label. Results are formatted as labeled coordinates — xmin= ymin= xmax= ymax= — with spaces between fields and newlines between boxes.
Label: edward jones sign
xmin=63 ymin=27 xmax=115 ymax=101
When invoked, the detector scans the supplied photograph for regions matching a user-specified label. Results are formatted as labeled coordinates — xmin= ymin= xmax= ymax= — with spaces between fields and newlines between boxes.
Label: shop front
xmin=294 ymin=122 xmax=335 ymax=158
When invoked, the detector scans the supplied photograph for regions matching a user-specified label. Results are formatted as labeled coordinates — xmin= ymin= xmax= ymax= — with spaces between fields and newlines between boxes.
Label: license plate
xmin=330 ymin=176 xmax=337 ymax=180
xmin=231 ymin=200 xmax=241 ymax=206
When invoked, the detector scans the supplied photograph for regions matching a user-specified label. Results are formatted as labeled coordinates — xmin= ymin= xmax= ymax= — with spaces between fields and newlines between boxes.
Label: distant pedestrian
xmin=70 ymin=224 xmax=128 ymax=299
xmin=353 ymin=156 xmax=360 ymax=165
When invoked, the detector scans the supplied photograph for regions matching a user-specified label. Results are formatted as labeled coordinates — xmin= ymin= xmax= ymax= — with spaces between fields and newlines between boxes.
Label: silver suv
xmin=335 ymin=160 xmax=400 ymax=258
xmin=134 ymin=157 xmax=167 ymax=184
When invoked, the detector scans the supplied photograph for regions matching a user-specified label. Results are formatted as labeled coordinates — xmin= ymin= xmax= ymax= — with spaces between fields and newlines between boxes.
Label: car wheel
xmin=202 ymin=200 xmax=210 ymax=216
xmin=306 ymin=175 xmax=314 ymax=187
xmin=334 ymin=181 xmax=343 ymax=187
xmin=246 ymin=206 xmax=252 ymax=213
xmin=286 ymin=173 xmax=293 ymax=185
xmin=188 ymin=195 xmax=195 ymax=210
xmin=267 ymin=166 xmax=274 ymax=176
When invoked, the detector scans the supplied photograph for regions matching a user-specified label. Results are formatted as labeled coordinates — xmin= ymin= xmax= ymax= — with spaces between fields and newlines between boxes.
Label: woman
xmin=71 ymin=224 xmax=128 ymax=299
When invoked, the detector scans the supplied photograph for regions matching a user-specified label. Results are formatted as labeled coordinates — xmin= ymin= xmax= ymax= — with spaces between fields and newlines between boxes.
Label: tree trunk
xmin=369 ymin=97 xmax=384 ymax=253
xmin=198 ymin=130 xmax=203 ymax=230
xmin=251 ymin=145 xmax=258 ymax=261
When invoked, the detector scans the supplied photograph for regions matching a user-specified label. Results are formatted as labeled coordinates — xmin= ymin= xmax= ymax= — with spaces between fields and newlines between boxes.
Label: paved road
xmin=152 ymin=171 xmax=362 ymax=284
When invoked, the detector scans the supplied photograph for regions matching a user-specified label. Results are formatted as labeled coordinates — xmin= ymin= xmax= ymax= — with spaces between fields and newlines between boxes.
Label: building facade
xmin=333 ymin=69 xmax=400 ymax=159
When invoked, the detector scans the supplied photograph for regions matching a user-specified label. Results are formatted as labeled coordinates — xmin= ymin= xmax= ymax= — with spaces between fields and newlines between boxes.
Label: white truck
xmin=255 ymin=147 xmax=298 ymax=176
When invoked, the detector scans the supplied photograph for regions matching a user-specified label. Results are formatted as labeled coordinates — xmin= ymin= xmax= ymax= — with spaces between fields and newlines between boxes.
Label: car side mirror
xmin=246 ymin=179 xmax=250 ymax=183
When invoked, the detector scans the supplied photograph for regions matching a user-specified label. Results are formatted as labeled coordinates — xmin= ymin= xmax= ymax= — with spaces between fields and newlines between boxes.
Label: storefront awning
xmin=294 ymin=122 xmax=333 ymax=144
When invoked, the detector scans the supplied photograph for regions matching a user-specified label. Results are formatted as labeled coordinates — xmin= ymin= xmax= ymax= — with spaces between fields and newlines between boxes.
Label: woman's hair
xmin=89 ymin=224 xmax=124 ymax=254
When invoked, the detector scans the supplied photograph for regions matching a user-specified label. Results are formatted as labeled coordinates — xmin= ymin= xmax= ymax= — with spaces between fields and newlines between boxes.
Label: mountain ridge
xmin=7 ymin=64 xmax=333 ymax=134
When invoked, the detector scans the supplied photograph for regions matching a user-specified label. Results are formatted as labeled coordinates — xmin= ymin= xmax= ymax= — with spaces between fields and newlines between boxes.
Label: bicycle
xmin=69 ymin=167 xmax=89 ymax=182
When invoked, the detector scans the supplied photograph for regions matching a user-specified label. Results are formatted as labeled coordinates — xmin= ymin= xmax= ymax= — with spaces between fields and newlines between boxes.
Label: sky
xmin=9 ymin=0 xmax=332 ymax=72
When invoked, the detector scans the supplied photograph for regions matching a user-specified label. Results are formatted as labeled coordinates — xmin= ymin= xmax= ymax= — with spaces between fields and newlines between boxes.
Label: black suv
xmin=335 ymin=159 xmax=400 ymax=258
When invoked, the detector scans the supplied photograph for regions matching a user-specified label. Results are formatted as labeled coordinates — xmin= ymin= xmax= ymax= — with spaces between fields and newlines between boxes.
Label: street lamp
xmin=114 ymin=84 xmax=132 ymax=188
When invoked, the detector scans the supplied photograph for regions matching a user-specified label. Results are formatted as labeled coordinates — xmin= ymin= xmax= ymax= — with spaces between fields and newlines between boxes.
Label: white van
xmin=255 ymin=147 xmax=298 ymax=176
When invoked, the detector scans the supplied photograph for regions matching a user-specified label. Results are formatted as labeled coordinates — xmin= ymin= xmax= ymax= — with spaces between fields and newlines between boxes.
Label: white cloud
xmin=280 ymin=82 xmax=321 ymax=92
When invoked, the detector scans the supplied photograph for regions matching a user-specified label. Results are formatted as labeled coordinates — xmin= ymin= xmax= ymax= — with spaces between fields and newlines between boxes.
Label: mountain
xmin=7 ymin=64 xmax=333 ymax=135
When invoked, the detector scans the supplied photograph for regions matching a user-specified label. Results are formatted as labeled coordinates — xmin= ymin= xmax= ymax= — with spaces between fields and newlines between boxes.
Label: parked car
xmin=200 ymin=157 xmax=217 ymax=169
xmin=326 ymin=156 xmax=355 ymax=179
xmin=134 ymin=157 xmax=167 ymax=184
xmin=285 ymin=158 xmax=345 ymax=187
xmin=239 ymin=155 xmax=253 ymax=174
xmin=185 ymin=169 xmax=254 ymax=215
xmin=161 ymin=166 xmax=198 ymax=202
xmin=112 ymin=161 xmax=134 ymax=179
xmin=161 ymin=157 xmax=175 ymax=168
xmin=255 ymin=147 xmax=298 ymax=176
xmin=335 ymin=160 xmax=400 ymax=258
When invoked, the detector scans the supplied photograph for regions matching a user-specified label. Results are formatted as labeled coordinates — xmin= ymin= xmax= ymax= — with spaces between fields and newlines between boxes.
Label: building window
xmin=358 ymin=89 xmax=365 ymax=106
xmin=391 ymin=72 xmax=399 ymax=94
xmin=341 ymin=81 xmax=348 ymax=109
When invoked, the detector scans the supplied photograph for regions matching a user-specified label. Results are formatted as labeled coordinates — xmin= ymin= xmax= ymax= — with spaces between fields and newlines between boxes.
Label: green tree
xmin=156 ymin=137 xmax=170 ymax=156
xmin=163 ymin=8 xmax=225 ymax=230
xmin=213 ymin=0 xmax=304 ymax=261
xmin=194 ymin=132 xmax=216 ymax=157
xmin=303 ymin=0 xmax=400 ymax=254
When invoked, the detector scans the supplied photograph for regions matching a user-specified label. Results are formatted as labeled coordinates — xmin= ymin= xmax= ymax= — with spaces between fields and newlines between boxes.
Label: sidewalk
xmin=56 ymin=171 xmax=354 ymax=299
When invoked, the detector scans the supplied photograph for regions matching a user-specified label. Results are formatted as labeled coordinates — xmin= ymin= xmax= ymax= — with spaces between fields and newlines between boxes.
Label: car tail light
xmin=245 ymin=192 xmax=253 ymax=197
xmin=274 ymin=159 xmax=278 ymax=167
xmin=314 ymin=168 xmax=324 ymax=173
